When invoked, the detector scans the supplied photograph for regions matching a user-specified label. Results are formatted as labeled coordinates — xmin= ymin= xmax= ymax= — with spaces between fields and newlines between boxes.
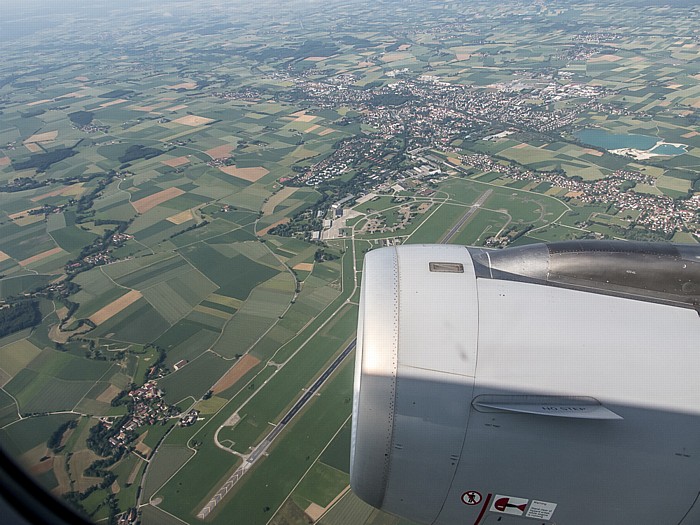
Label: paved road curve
xmin=197 ymin=340 xmax=356 ymax=519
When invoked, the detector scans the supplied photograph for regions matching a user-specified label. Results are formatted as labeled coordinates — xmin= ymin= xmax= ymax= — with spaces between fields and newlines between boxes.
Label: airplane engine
xmin=351 ymin=241 xmax=700 ymax=525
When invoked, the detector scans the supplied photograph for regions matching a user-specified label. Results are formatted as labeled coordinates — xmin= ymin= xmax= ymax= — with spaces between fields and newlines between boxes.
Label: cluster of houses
xmin=457 ymin=152 xmax=698 ymax=236
xmin=104 ymin=381 xmax=177 ymax=451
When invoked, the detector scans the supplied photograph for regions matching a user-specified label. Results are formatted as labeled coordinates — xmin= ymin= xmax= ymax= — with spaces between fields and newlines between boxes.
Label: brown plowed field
xmin=211 ymin=354 xmax=261 ymax=394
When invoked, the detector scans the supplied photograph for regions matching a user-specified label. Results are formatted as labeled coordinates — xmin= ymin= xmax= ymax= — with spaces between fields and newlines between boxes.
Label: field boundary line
xmin=265 ymin=413 xmax=352 ymax=525
xmin=71 ymin=362 xmax=118 ymax=412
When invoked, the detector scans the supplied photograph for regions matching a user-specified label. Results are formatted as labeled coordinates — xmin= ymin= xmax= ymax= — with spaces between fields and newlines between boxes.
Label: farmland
xmin=0 ymin=0 xmax=698 ymax=523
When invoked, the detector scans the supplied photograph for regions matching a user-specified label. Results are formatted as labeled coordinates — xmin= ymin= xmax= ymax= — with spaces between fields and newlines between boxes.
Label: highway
xmin=197 ymin=340 xmax=356 ymax=519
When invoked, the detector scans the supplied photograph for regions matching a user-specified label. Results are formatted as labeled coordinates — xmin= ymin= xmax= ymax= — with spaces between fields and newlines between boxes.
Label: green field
xmin=219 ymin=303 xmax=356 ymax=453
xmin=1 ymin=1 xmax=698 ymax=523
xmin=90 ymin=297 xmax=171 ymax=343
xmin=292 ymin=460 xmax=349 ymax=509
xmin=159 ymin=351 xmax=230 ymax=405
xmin=206 ymin=360 xmax=353 ymax=525
xmin=319 ymin=421 xmax=352 ymax=474
xmin=0 ymin=339 xmax=43 ymax=378
xmin=0 ymin=413 xmax=79 ymax=457
xmin=0 ymin=275 xmax=54 ymax=299
xmin=179 ymin=242 xmax=280 ymax=300
xmin=0 ymin=389 xmax=19 ymax=427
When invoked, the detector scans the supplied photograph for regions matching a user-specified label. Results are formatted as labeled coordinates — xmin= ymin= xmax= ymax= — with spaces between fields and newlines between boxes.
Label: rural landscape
xmin=0 ymin=0 xmax=698 ymax=524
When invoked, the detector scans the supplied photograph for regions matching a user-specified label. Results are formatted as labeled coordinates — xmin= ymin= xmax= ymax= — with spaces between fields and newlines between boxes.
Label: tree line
xmin=0 ymin=300 xmax=41 ymax=338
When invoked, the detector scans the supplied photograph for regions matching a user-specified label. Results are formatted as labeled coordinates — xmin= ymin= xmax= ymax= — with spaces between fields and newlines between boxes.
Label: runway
xmin=197 ymin=340 xmax=356 ymax=519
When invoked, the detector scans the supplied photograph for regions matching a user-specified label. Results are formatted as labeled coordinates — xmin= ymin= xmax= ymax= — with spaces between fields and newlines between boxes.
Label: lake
xmin=574 ymin=128 xmax=686 ymax=156
xmin=575 ymin=129 xmax=657 ymax=150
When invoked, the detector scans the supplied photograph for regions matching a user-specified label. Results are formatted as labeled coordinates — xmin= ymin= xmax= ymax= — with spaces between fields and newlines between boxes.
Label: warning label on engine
xmin=490 ymin=495 xmax=529 ymax=516
xmin=525 ymin=500 xmax=557 ymax=520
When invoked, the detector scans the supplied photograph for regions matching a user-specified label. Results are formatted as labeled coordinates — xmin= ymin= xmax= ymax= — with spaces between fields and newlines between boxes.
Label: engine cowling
xmin=351 ymin=241 xmax=700 ymax=525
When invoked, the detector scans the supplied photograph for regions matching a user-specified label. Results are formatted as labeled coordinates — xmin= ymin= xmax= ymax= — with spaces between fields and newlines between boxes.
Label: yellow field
xmin=127 ymin=457 xmax=143 ymax=485
xmin=128 ymin=105 xmax=157 ymax=112
xmin=133 ymin=431 xmax=153 ymax=458
xmin=31 ymin=184 xmax=85 ymax=202
xmin=262 ymin=187 xmax=298 ymax=215
xmin=295 ymin=115 xmax=317 ymax=123
xmin=24 ymin=130 xmax=58 ymax=143
xmin=172 ymin=115 xmax=215 ymax=126
xmin=15 ymin=214 xmax=44 ymax=227
xmin=0 ymin=339 xmax=42 ymax=381
xmin=194 ymin=396 xmax=228 ymax=414
xmin=96 ymin=384 xmax=122 ymax=403
xmin=203 ymin=295 xmax=241 ymax=312
xmin=193 ymin=304 xmax=231 ymax=320
xmin=98 ymin=99 xmax=127 ymax=108
xmin=57 ymin=90 xmax=88 ymax=100
xmin=382 ymin=52 xmax=413 ymax=62
xmin=132 ymin=187 xmax=185 ymax=214
xmin=62 ymin=184 xmax=86 ymax=197
xmin=89 ymin=290 xmax=143 ymax=325
xmin=293 ymin=262 xmax=314 ymax=272
xmin=218 ymin=165 xmax=268 ymax=182
xmin=72 ymin=449 xmax=102 ymax=492
xmin=52 ymin=455 xmax=71 ymax=496
xmin=257 ymin=218 xmax=289 ymax=236
xmin=31 ymin=188 xmax=65 ymax=201
xmin=588 ymin=54 xmax=622 ymax=62
xmin=305 ymin=503 xmax=325 ymax=522
xmin=167 ymin=209 xmax=194 ymax=224
xmin=18 ymin=247 xmax=64 ymax=266
xmin=168 ymin=82 xmax=198 ymax=90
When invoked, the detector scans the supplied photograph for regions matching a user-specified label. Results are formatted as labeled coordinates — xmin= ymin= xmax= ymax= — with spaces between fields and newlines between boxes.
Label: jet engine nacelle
xmin=351 ymin=241 xmax=700 ymax=525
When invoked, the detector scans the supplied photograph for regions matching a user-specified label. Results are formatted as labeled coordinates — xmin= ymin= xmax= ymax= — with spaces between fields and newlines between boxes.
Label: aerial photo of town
xmin=0 ymin=0 xmax=698 ymax=524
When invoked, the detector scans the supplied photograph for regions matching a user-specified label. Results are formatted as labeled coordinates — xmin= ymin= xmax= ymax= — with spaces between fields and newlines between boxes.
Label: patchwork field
xmin=132 ymin=187 xmax=186 ymax=214
xmin=0 ymin=2 xmax=698 ymax=524
xmin=89 ymin=289 xmax=143 ymax=325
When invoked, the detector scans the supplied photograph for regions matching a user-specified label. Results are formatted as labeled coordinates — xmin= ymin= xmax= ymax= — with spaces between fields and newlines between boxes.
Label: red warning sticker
xmin=461 ymin=491 xmax=482 ymax=505
xmin=490 ymin=495 xmax=529 ymax=516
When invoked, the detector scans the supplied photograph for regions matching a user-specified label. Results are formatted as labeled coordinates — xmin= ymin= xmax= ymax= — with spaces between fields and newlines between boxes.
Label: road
xmin=441 ymin=189 xmax=493 ymax=244
xmin=197 ymin=340 xmax=356 ymax=519
xmin=197 ymin=188 xmax=491 ymax=519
